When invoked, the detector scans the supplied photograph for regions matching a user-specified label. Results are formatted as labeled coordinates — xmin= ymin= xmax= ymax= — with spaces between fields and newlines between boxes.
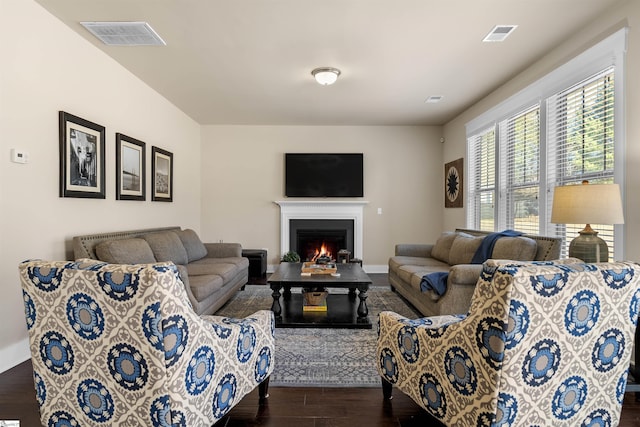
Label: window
xmin=466 ymin=29 xmax=625 ymax=259
xmin=468 ymin=127 xmax=495 ymax=231
xmin=547 ymin=69 xmax=616 ymax=257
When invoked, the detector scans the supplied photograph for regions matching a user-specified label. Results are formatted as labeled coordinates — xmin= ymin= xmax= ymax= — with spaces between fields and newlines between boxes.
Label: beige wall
xmin=0 ymin=0 xmax=202 ymax=371
xmin=200 ymin=125 xmax=444 ymax=270
xmin=442 ymin=0 xmax=640 ymax=263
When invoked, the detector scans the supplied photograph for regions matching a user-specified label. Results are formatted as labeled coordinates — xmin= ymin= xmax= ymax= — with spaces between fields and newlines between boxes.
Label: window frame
xmin=465 ymin=28 xmax=626 ymax=259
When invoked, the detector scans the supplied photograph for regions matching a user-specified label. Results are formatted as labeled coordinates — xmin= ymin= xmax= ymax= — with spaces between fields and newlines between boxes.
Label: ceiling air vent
xmin=483 ymin=25 xmax=518 ymax=42
xmin=80 ymin=21 xmax=166 ymax=46
xmin=425 ymin=96 xmax=444 ymax=104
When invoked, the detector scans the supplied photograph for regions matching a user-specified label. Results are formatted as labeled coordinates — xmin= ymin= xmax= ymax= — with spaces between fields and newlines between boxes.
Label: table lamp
xmin=550 ymin=181 xmax=624 ymax=262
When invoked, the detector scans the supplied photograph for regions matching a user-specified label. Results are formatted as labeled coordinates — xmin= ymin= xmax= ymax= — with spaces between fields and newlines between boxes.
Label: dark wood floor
xmin=3 ymin=274 xmax=640 ymax=426
xmin=2 ymin=359 xmax=640 ymax=426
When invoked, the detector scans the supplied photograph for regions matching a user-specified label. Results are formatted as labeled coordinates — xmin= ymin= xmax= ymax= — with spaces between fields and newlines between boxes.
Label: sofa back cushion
xmin=431 ymin=232 xmax=458 ymax=264
xmin=449 ymin=233 xmax=484 ymax=265
xmin=176 ymin=229 xmax=208 ymax=262
xmin=144 ymin=231 xmax=189 ymax=265
xmin=95 ymin=238 xmax=157 ymax=264
xmin=491 ymin=236 xmax=537 ymax=261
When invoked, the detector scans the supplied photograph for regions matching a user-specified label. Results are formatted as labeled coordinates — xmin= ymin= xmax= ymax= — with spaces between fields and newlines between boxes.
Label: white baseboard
xmin=363 ymin=264 xmax=388 ymax=274
xmin=0 ymin=338 xmax=30 ymax=374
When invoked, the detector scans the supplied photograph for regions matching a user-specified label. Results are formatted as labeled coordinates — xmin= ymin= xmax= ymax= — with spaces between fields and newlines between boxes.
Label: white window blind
xmin=546 ymin=68 xmax=616 ymax=258
xmin=467 ymin=127 xmax=496 ymax=232
xmin=499 ymin=106 xmax=540 ymax=235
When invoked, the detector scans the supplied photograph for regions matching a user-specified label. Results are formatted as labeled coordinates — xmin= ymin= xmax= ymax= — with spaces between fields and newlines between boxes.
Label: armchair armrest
xmin=203 ymin=242 xmax=242 ymax=258
xmin=394 ymin=244 xmax=434 ymax=258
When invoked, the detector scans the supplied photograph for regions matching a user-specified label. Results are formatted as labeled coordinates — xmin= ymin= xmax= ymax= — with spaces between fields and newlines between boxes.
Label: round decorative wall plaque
xmin=445 ymin=158 xmax=463 ymax=208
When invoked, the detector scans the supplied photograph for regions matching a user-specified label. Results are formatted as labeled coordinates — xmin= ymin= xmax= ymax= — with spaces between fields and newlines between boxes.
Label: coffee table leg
xmin=357 ymin=286 xmax=369 ymax=319
xmin=270 ymin=284 xmax=282 ymax=317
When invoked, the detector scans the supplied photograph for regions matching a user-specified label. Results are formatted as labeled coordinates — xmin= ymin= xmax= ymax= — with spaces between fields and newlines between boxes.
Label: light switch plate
xmin=11 ymin=149 xmax=28 ymax=164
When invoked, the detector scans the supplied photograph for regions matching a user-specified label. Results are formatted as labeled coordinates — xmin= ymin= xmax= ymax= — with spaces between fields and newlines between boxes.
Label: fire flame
xmin=311 ymin=243 xmax=332 ymax=262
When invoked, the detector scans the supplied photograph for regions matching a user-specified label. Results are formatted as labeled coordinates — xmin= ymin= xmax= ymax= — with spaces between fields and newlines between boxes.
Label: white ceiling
xmin=34 ymin=0 xmax=621 ymax=126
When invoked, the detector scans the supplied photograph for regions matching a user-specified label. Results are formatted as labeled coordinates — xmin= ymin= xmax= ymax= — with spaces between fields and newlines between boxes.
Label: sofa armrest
xmin=395 ymin=244 xmax=434 ymax=257
xmin=448 ymin=264 xmax=484 ymax=286
xmin=203 ymin=242 xmax=243 ymax=258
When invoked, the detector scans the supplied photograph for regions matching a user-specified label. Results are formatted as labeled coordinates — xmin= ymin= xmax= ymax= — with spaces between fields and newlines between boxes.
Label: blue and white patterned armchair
xmin=376 ymin=259 xmax=640 ymax=426
xmin=19 ymin=258 xmax=274 ymax=426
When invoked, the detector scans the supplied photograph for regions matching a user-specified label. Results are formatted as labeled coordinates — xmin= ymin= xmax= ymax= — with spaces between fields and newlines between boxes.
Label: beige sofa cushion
xmin=176 ymin=229 xmax=208 ymax=262
xmin=430 ymin=232 xmax=458 ymax=264
xmin=492 ymin=236 xmax=537 ymax=261
xmin=143 ymin=231 xmax=188 ymax=265
xmin=448 ymin=234 xmax=484 ymax=265
xmin=95 ymin=238 xmax=156 ymax=264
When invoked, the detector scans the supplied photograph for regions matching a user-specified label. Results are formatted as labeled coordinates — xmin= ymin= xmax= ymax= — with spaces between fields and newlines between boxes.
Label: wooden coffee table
xmin=268 ymin=262 xmax=372 ymax=329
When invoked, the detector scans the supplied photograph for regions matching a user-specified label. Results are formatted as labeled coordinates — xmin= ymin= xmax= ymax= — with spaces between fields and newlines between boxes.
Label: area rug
xmin=215 ymin=285 xmax=420 ymax=387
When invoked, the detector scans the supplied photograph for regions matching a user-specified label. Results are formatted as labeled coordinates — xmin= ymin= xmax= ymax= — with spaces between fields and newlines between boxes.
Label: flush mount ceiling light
xmin=80 ymin=21 xmax=166 ymax=46
xmin=311 ymin=67 xmax=341 ymax=85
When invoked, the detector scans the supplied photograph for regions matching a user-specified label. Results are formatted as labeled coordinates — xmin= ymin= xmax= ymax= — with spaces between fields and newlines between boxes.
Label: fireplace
xmin=275 ymin=200 xmax=368 ymax=261
xmin=290 ymin=219 xmax=354 ymax=261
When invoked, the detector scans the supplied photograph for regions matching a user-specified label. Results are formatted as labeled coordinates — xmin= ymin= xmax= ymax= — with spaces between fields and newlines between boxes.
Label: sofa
xmin=388 ymin=228 xmax=562 ymax=317
xmin=73 ymin=226 xmax=249 ymax=315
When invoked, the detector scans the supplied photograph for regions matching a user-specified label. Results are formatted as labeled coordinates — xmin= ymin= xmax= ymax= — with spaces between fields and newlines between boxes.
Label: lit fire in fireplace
xmin=311 ymin=243 xmax=332 ymax=262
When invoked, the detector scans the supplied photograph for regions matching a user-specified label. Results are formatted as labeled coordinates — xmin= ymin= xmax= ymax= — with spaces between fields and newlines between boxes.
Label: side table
xmin=242 ymin=249 xmax=267 ymax=278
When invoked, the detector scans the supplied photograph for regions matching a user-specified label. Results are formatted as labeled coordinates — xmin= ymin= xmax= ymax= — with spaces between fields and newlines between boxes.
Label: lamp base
xmin=568 ymin=229 xmax=609 ymax=263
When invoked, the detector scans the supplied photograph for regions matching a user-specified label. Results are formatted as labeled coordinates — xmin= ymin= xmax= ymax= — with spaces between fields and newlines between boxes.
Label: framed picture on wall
xmin=116 ymin=133 xmax=146 ymax=201
xmin=58 ymin=111 xmax=106 ymax=199
xmin=151 ymin=146 xmax=173 ymax=202
xmin=445 ymin=158 xmax=463 ymax=208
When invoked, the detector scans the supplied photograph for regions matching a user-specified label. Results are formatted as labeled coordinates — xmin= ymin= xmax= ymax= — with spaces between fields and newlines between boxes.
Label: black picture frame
xmin=151 ymin=146 xmax=173 ymax=202
xmin=59 ymin=111 xmax=106 ymax=199
xmin=116 ymin=133 xmax=146 ymax=201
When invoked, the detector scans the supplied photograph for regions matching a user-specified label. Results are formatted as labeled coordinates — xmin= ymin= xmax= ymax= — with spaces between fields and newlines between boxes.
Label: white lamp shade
xmin=311 ymin=67 xmax=340 ymax=85
xmin=551 ymin=183 xmax=624 ymax=225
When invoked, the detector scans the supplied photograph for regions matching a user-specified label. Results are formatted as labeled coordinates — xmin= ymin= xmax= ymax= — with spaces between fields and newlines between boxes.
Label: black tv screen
xmin=285 ymin=153 xmax=364 ymax=197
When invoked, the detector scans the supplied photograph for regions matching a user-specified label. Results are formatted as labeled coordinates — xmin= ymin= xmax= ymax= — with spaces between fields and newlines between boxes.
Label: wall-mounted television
xmin=285 ymin=153 xmax=364 ymax=197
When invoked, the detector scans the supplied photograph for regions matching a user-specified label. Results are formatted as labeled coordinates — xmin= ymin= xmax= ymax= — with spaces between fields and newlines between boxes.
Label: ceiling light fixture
xmin=311 ymin=67 xmax=341 ymax=85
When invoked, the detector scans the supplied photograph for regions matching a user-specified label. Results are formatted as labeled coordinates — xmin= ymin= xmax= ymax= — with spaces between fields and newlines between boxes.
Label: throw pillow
xmin=449 ymin=234 xmax=484 ymax=265
xmin=175 ymin=229 xmax=208 ymax=262
xmin=430 ymin=232 xmax=458 ymax=264
xmin=143 ymin=231 xmax=189 ymax=265
xmin=95 ymin=238 xmax=157 ymax=264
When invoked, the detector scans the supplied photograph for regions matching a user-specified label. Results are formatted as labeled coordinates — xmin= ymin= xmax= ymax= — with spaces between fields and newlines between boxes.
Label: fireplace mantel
xmin=275 ymin=200 xmax=369 ymax=259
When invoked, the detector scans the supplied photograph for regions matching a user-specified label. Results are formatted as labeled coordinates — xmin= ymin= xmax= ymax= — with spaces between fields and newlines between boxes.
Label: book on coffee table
xmin=303 ymin=299 xmax=328 ymax=312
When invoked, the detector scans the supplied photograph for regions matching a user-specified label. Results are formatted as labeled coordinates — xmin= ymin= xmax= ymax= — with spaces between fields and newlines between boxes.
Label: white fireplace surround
xmin=275 ymin=200 xmax=368 ymax=260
